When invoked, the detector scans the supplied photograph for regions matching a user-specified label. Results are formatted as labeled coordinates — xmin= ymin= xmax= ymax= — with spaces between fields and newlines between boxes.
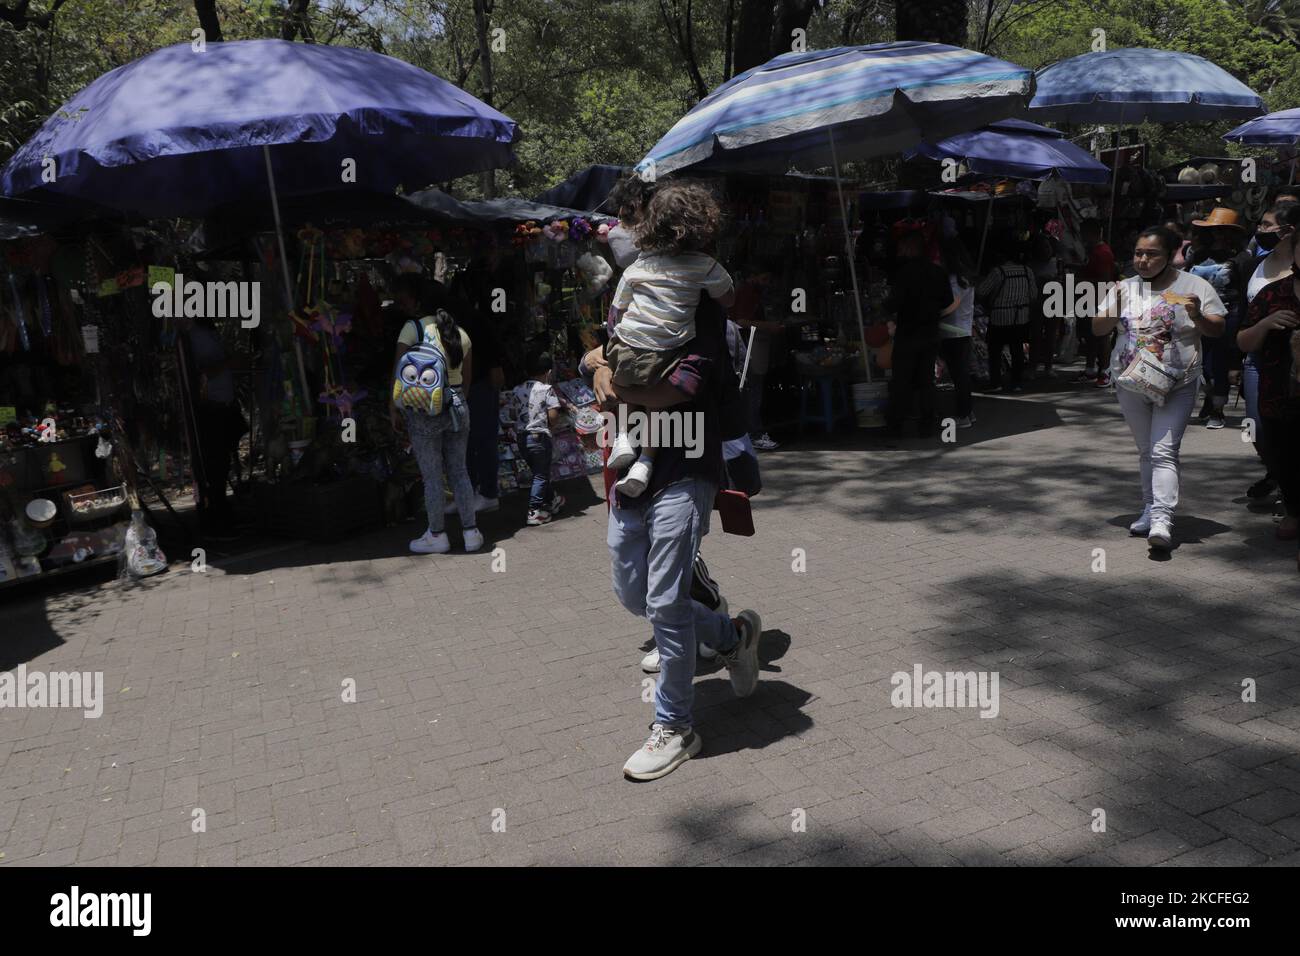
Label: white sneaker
xmin=641 ymin=598 xmax=730 ymax=672
xmin=607 ymin=432 xmax=638 ymax=471
xmin=614 ymin=458 xmax=653 ymax=497
xmin=410 ymin=530 xmax=450 ymax=554
xmin=720 ymin=609 xmax=762 ymax=698
xmin=1148 ymin=520 xmax=1172 ymax=550
xmin=622 ymin=723 xmax=702 ymax=781
xmin=752 ymin=433 xmax=779 ymax=450
xmin=1129 ymin=506 xmax=1153 ymax=536
xmin=475 ymin=495 xmax=499 ymax=512
xmin=955 ymin=415 xmax=974 ymax=429
xmin=463 ymin=527 xmax=484 ymax=552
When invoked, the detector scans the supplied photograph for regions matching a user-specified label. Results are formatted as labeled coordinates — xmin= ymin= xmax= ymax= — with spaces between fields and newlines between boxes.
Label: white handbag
xmin=1116 ymin=348 xmax=1181 ymax=405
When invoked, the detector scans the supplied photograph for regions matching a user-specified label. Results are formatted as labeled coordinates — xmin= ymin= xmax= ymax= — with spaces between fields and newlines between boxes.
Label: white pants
xmin=1115 ymin=379 xmax=1198 ymax=524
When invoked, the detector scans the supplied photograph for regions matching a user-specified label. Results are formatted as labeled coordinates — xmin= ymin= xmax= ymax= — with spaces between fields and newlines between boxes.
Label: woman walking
xmin=1093 ymin=226 xmax=1226 ymax=550
xmin=389 ymin=274 xmax=481 ymax=554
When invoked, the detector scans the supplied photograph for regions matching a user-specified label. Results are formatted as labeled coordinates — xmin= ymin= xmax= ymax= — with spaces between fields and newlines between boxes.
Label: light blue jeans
xmin=404 ymin=405 xmax=475 ymax=534
xmin=1115 ymin=378 xmax=1199 ymax=524
xmin=608 ymin=477 xmax=737 ymax=729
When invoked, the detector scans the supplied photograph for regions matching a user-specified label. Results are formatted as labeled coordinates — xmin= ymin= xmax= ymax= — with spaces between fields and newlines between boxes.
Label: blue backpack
xmin=392 ymin=316 xmax=449 ymax=416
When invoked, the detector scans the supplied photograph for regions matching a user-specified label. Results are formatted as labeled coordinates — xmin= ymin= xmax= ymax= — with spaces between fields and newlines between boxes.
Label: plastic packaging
xmin=119 ymin=510 xmax=167 ymax=579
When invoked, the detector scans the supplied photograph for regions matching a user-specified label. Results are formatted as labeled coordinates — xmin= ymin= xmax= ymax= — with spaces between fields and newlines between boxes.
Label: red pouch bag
xmin=715 ymin=489 xmax=754 ymax=536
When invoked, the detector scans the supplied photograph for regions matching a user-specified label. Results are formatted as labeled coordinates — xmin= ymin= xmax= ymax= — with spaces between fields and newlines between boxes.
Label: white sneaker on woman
xmin=1148 ymin=520 xmax=1172 ymax=550
xmin=463 ymin=528 xmax=484 ymax=552
xmin=1129 ymin=506 xmax=1153 ymax=536
xmin=410 ymin=530 xmax=450 ymax=554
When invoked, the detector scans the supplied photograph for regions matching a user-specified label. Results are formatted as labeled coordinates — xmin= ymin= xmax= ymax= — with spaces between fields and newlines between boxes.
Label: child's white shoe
xmin=615 ymin=458 xmax=653 ymax=497
xmin=607 ymin=432 xmax=638 ymax=471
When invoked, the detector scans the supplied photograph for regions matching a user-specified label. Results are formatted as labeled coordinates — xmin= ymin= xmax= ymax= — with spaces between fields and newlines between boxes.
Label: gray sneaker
xmin=622 ymin=723 xmax=702 ymax=780
xmin=720 ymin=609 xmax=762 ymax=697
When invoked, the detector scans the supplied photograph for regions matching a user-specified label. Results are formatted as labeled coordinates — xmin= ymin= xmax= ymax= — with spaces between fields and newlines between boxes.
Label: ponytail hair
xmin=432 ymin=308 xmax=464 ymax=367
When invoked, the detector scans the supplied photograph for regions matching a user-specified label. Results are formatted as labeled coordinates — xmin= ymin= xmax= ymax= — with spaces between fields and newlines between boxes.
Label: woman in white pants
xmin=1094 ymin=226 xmax=1226 ymax=550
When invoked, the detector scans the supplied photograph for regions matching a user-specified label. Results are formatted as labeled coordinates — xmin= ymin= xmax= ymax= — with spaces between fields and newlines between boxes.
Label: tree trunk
xmin=723 ymin=0 xmax=735 ymax=79
xmin=194 ymin=0 xmax=224 ymax=43
xmin=733 ymin=0 xmax=775 ymax=74
xmin=895 ymin=0 xmax=968 ymax=47
xmin=282 ymin=0 xmax=314 ymax=42
xmin=772 ymin=0 xmax=819 ymax=56
xmin=473 ymin=0 xmax=496 ymax=198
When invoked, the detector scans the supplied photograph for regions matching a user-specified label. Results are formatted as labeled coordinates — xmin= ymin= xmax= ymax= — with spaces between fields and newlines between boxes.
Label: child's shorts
xmin=605 ymin=337 xmax=689 ymax=388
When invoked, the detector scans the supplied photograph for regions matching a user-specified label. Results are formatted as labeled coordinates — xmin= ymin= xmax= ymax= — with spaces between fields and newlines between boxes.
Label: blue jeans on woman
xmin=520 ymin=432 xmax=555 ymax=511
xmin=607 ymin=477 xmax=738 ymax=728
xmin=405 ymin=405 xmax=475 ymax=534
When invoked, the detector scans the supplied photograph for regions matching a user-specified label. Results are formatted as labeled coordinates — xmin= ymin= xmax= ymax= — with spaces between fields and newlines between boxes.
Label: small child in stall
xmin=513 ymin=352 xmax=575 ymax=526
xmin=604 ymin=180 xmax=736 ymax=496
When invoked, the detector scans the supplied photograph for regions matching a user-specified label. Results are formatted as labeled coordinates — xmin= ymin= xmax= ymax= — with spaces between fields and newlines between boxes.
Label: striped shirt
xmin=976 ymin=263 xmax=1038 ymax=327
xmin=612 ymin=252 xmax=733 ymax=351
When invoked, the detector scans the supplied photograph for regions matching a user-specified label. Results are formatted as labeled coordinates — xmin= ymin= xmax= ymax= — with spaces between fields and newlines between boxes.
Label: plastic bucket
xmin=853 ymin=382 xmax=889 ymax=428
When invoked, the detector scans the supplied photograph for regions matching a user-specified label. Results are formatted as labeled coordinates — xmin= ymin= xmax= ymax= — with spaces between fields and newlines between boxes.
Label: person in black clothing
xmin=436 ymin=264 xmax=507 ymax=509
xmin=1184 ymin=208 xmax=1253 ymax=429
xmin=885 ymin=230 xmax=958 ymax=437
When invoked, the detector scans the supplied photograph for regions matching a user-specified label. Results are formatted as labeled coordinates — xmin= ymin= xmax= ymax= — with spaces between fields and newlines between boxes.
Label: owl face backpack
xmin=392 ymin=317 xmax=449 ymax=416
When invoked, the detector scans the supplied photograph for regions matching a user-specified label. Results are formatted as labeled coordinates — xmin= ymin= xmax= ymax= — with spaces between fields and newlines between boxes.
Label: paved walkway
xmin=3 ymin=378 xmax=1299 ymax=866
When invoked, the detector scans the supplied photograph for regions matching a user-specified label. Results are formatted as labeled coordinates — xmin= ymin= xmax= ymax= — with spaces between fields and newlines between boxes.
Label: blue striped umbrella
xmin=635 ymin=41 xmax=1034 ymax=178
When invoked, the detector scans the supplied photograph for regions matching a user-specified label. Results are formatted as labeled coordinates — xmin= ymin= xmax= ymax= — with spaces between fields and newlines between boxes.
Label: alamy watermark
xmin=0 ymin=665 xmax=103 ymax=718
xmin=1041 ymin=278 xmax=1192 ymax=320
xmin=890 ymin=664 xmax=1000 ymax=718
xmin=597 ymin=407 xmax=704 ymax=459
xmin=151 ymin=272 xmax=260 ymax=328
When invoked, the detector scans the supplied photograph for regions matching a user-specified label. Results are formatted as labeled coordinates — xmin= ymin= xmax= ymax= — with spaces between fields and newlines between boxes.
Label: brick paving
xmin=2 ymin=377 xmax=1299 ymax=866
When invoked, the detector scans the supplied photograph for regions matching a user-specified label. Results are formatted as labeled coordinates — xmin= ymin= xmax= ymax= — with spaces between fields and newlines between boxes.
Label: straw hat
xmin=1191 ymin=207 xmax=1246 ymax=231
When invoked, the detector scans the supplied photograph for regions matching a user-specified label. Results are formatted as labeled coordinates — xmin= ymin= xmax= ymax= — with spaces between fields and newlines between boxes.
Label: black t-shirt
xmin=626 ymin=293 xmax=725 ymax=505
xmin=581 ymin=293 xmax=727 ymax=507
xmin=889 ymin=258 xmax=952 ymax=345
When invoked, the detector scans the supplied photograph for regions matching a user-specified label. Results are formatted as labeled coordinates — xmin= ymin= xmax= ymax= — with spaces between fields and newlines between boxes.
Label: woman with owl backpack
xmin=389 ymin=274 xmax=481 ymax=554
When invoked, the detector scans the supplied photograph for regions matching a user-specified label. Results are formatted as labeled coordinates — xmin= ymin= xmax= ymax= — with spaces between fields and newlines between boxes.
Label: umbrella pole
xmin=828 ymin=127 xmax=871 ymax=384
xmin=976 ymin=196 xmax=994 ymax=271
xmin=1106 ymin=110 xmax=1123 ymax=249
xmin=263 ymin=145 xmax=311 ymax=415
xmin=739 ymin=325 xmax=756 ymax=390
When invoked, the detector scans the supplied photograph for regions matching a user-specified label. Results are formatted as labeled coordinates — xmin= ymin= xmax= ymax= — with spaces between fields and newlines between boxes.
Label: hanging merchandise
xmin=6 ymin=272 xmax=31 ymax=351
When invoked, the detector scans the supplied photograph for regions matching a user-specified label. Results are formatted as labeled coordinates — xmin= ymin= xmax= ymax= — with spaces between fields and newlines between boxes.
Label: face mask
xmin=1256 ymin=230 xmax=1282 ymax=251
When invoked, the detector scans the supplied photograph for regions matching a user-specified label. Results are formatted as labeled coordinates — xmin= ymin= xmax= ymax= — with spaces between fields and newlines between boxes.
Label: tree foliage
xmin=2 ymin=0 xmax=1300 ymax=196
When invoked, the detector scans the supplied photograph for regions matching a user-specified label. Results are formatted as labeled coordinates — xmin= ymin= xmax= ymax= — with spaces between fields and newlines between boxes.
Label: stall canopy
xmin=403 ymin=188 xmax=615 ymax=225
xmin=1 ymin=39 xmax=520 ymax=219
xmin=906 ymin=118 xmax=1110 ymax=184
xmin=0 ymin=196 xmax=97 ymax=240
xmin=636 ymin=41 xmax=1035 ymax=177
xmin=533 ymin=164 xmax=629 ymax=212
xmin=1028 ymin=48 xmax=1265 ymax=124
